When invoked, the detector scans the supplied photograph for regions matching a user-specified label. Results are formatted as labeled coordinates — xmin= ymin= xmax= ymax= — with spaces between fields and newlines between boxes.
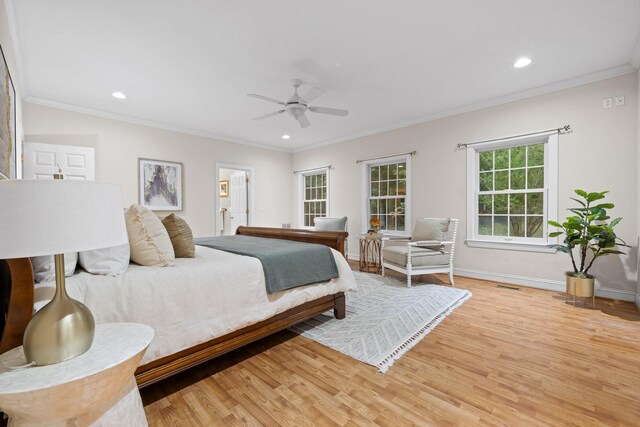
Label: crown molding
xmin=24 ymin=96 xmax=291 ymax=153
xmin=292 ymin=64 xmax=636 ymax=153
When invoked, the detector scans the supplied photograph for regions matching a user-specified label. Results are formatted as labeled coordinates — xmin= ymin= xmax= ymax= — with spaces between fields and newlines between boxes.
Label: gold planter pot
xmin=565 ymin=273 xmax=595 ymax=308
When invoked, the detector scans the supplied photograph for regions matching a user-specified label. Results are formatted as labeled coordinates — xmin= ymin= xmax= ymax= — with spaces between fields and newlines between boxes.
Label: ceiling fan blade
xmin=300 ymin=86 xmax=324 ymax=104
xmin=247 ymin=93 xmax=286 ymax=105
xmin=308 ymin=106 xmax=349 ymax=116
xmin=253 ymin=110 xmax=285 ymax=120
xmin=297 ymin=114 xmax=311 ymax=128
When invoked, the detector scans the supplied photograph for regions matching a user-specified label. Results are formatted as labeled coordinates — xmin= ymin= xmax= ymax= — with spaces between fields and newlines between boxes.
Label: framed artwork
xmin=0 ymin=43 xmax=16 ymax=180
xmin=138 ymin=158 xmax=183 ymax=211
xmin=219 ymin=180 xmax=229 ymax=197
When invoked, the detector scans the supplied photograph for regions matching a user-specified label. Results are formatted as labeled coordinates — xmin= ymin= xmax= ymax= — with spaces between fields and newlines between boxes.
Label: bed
xmin=0 ymin=226 xmax=354 ymax=387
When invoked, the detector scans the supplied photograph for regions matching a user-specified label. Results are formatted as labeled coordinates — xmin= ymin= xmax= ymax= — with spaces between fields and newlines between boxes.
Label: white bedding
xmin=34 ymin=245 xmax=356 ymax=365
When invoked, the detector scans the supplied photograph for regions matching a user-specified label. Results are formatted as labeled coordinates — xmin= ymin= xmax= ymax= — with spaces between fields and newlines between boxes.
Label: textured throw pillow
xmin=314 ymin=216 xmax=348 ymax=231
xmin=412 ymin=218 xmax=451 ymax=242
xmin=79 ymin=244 xmax=130 ymax=276
xmin=31 ymin=252 xmax=78 ymax=283
xmin=125 ymin=204 xmax=176 ymax=267
xmin=161 ymin=214 xmax=195 ymax=258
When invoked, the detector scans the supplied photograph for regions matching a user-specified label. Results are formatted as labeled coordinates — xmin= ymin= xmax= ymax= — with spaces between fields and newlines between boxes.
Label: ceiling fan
xmin=248 ymin=79 xmax=349 ymax=128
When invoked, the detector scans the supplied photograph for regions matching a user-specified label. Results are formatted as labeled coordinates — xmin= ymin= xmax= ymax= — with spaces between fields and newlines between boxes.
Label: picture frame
xmin=138 ymin=158 xmax=183 ymax=211
xmin=0 ymin=43 xmax=16 ymax=180
xmin=219 ymin=180 xmax=229 ymax=197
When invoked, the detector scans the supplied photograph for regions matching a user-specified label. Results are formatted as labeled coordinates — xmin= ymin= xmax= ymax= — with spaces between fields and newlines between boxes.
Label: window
xmin=363 ymin=155 xmax=411 ymax=235
xmin=300 ymin=168 xmax=329 ymax=227
xmin=466 ymin=132 xmax=558 ymax=252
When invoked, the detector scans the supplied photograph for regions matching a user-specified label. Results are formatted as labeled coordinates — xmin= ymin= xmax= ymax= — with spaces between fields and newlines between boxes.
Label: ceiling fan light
xmin=282 ymin=134 xmax=290 ymax=140
xmin=111 ymin=91 xmax=127 ymax=99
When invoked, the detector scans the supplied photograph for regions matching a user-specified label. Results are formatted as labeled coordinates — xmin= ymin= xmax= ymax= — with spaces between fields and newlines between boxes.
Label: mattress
xmin=34 ymin=245 xmax=356 ymax=365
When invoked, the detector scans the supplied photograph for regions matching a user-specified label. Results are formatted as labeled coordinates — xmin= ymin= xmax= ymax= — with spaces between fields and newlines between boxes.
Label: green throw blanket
xmin=194 ymin=235 xmax=339 ymax=294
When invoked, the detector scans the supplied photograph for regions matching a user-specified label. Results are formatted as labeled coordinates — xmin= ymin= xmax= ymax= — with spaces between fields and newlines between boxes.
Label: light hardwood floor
xmin=141 ymin=262 xmax=640 ymax=426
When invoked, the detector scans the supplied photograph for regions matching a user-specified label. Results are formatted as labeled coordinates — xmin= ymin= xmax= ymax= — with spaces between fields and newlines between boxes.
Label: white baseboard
xmin=454 ymin=268 xmax=636 ymax=302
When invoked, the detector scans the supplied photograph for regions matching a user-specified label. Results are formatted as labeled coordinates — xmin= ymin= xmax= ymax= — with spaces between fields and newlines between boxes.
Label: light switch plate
xmin=603 ymin=98 xmax=612 ymax=108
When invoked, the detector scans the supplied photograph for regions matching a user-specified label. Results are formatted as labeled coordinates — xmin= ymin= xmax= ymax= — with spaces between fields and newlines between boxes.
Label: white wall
xmin=22 ymin=103 xmax=293 ymax=237
xmin=637 ymin=68 xmax=640 ymax=307
xmin=293 ymin=73 xmax=639 ymax=295
xmin=1 ymin=0 xmax=23 ymax=178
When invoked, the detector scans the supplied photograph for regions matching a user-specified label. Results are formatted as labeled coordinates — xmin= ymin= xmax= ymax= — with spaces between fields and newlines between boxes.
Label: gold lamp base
xmin=23 ymin=254 xmax=95 ymax=365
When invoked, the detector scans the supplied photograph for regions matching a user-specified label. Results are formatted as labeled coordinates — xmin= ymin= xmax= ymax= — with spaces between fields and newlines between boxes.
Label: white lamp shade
xmin=0 ymin=180 xmax=128 ymax=259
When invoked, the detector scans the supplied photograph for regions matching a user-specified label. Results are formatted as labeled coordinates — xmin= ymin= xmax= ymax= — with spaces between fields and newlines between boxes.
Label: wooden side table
xmin=359 ymin=235 xmax=382 ymax=273
xmin=0 ymin=323 xmax=154 ymax=427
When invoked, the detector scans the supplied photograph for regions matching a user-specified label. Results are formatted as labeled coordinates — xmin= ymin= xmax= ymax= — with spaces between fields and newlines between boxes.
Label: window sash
xmin=299 ymin=168 xmax=329 ymax=228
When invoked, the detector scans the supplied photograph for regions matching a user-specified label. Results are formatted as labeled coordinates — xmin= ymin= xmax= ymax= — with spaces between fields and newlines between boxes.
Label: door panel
xmin=23 ymin=142 xmax=95 ymax=181
xmin=229 ymin=171 xmax=248 ymax=233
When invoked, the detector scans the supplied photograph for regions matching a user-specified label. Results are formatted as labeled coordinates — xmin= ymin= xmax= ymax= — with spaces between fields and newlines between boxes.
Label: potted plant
xmin=548 ymin=190 xmax=628 ymax=305
xmin=367 ymin=216 xmax=381 ymax=238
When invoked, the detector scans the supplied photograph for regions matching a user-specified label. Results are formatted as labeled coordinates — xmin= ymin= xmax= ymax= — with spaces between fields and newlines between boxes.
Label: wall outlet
xmin=615 ymin=96 xmax=625 ymax=107
xmin=603 ymin=98 xmax=612 ymax=108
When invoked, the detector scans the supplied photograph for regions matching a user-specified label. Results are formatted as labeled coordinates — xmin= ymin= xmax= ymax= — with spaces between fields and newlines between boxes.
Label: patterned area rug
xmin=290 ymin=272 xmax=471 ymax=373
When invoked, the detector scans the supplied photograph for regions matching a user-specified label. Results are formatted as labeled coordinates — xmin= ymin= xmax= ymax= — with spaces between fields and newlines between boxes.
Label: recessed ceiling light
xmin=514 ymin=57 xmax=532 ymax=68
xmin=112 ymin=91 xmax=127 ymax=99
xmin=282 ymin=134 xmax=290 ymax=140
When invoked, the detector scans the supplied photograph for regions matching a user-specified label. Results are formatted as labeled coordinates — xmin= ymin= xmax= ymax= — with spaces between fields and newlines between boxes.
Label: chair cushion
xmin=314 ymin=216 xmax=347 ymax=231
xmin=383 ymin=245 xmax=449 ymax=268
xmin=412 ymin=218 xmax=450 ymax=241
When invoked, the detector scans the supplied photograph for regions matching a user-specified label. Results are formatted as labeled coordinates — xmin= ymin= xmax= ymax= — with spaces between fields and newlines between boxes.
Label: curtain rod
xmin=293 ymin=165 xmax=332 ymax=175
xmin=456 ymin=125 xmax=571 ymax=149
xmin=355 ymin=151 xmax=417 ymax=164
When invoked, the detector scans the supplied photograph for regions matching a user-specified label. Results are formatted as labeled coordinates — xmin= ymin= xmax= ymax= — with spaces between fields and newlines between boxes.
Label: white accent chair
xmin=313 ymin=216 xmax=348 ymax=257
xmin=381 ymin=218 xmax=458 ymax=287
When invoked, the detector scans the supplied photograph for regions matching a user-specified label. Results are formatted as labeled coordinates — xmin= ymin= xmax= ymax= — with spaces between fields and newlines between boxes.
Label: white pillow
xmin=79 ymin=244 xmax=130 ymax=276
xmin=31 ymin=252 xmax=78 ymax=283
xmin=125 ymin=204 xmax=175 ymax=267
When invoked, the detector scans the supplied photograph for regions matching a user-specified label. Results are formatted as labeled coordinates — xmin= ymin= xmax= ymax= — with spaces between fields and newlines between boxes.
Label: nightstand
xmin=0 ymin=323 xmax=154 ymax=426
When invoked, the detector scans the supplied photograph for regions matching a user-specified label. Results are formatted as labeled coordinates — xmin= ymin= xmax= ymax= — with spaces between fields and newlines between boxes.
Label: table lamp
xmin=0 ymin=178 xmax=127 ymax=365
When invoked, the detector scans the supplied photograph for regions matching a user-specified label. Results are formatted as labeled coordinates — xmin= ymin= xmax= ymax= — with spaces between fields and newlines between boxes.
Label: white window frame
xmin=361 ymin=154 xmax=412 ymax=237
xmin=466 ymin=132 xmax=558 ymax=253
xmin=298 ymin=167 xmax=330 ymax=229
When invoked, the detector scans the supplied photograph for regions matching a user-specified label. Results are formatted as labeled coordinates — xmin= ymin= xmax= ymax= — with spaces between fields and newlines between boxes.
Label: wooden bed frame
xmin=0 ymin=227 xmax=348 ymax=388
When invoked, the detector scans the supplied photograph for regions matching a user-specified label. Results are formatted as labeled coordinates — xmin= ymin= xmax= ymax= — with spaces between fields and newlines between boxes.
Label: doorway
xmin=215 ymin=163 xmax=254 ymax=236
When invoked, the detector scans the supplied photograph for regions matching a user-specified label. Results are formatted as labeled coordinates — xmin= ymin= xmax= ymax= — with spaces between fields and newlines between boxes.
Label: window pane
xmin=479 ymin=151 xmax=493 ymax=171
xmin=527 ymin=216 xmax=544 ymax=238
xmin=398 ymin=163 xmax=406 ymax=179
xmin=304 ymin=202 xmax=309 ymax=214
xmin=494 ymin=194 xmax=508 ymax=214
xmin=494 ymin=216 xmax=508 ymax=236
xmin=397 ymin=215 xmax=405 ymax=231
xmin=380 ymin=165 xmax=388 ymax=180
xmin=510 ymin=193 xmax=525 ymax=214
xmin=389 ymin=180 xmax=397 ymax=196
xmin=315 ymin=202 xmax=322 ymax=213
xmin=528 ymin=144 xmax=544 ymax=166
xmin=304 ymin=215 xmax=310 ymax=227
xmin=386 ymin=200 xmax=395 ymax=214
xmin=478 ymin=195 xmax=492 ymax=214
xmin=495 ymin=149 xmax=509 ymax=169
xmin=379 ymin=199 xmax=387 ymax=215
xmin=380 ymin=181 xmax=388 ymax=196
xmin=370 ymin=182 xmax=379 ymax=197
xmin=321 ymin=173 xmax=326 ymax=186
xmin=311 ymin=175 xmax=316 ymax=187
xmin=510 ymin=146 xmax=526 ymax=168
xmin=495 ymin=170 xmax=509 ymax=191
xmin=397 ymin=200 xmax=406 ymax=214
xmin=478 ymin=216 xmax=492 ymax=235
xmin=479 ymin=172 xmax=493 ymax=191
xmin=527 ymin=192 xmax=543 ymax=215
xmin=370 ymin=199 xmax=378 ymax=215
xmin=387 ymin=215 xmax=397 ymax=230
xmin=379 ymin=215 xmax=387 ymax=230
xmin=305 ymin=175 xmax=311 ymax=186
xmin=389 ymin=164 xmax=398 ymax=179
xmin=305 ymin=188 xmax=311 ymax=200
xmin=371 ymin=166 xmax=379 ymax=181
xmin=527 ymin=167 xmax=544 ymax=189
xmin=398 ymin=179 xmax=406 ymax=195
xmin=510 ymin=216 xmax=525 ymax=237
xmin=510 ymin=169 xmax=525 ymax=190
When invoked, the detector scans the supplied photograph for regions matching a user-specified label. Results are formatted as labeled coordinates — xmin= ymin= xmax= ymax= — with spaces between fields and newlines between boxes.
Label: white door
xmin=23 ymin=142 xmax=95 ymax=180
xmin=229 ymin=171 xmax=248 ymax=233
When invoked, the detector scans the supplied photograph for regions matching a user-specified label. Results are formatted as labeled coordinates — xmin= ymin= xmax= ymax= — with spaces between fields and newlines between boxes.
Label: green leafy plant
xmin=548 ymin=190 xmax=628 ymax=278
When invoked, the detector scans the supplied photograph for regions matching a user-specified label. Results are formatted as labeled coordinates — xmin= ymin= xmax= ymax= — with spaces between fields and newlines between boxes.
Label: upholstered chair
xmin=313 ymin=216 xmax=348 ymax=257
xmin=381 ymin=218 xmax=458 ymax=287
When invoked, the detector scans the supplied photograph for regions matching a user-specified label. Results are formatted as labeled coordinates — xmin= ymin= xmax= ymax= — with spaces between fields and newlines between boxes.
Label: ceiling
xmin=8 ymin=0 xmax=640 ymax=152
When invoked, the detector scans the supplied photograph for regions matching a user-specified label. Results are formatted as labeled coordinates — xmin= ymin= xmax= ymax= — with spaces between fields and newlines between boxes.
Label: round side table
xmin=0 ymin=323 xmax=154 ymax=427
